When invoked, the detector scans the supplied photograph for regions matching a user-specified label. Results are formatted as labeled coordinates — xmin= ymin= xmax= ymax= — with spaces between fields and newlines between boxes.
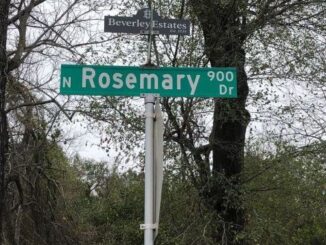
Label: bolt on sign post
xmin=60 ymin=7 xmax=237 ymax=245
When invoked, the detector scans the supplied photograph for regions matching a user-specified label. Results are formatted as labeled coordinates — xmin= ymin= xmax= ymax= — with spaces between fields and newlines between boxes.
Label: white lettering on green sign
xmin=60 ymin=65 xmax=237 ymax=98
xmin=77 ymin=67 xmax=200 ymax=95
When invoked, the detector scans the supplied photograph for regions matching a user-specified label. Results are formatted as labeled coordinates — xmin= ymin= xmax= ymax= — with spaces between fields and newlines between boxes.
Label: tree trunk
xmin=190 ymin=1 xmax=250 ymax=243
xmin=0 ymin=0 xmax=10 ymax=239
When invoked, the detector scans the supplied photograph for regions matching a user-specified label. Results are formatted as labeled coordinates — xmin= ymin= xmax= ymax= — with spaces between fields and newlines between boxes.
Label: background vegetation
xmin=0 ymin=0 xmax=325 ymax=244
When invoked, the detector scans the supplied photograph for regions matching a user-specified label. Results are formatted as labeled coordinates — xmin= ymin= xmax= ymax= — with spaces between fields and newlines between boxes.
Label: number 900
xmin=207 ymin=71 xmax=234 ymax=82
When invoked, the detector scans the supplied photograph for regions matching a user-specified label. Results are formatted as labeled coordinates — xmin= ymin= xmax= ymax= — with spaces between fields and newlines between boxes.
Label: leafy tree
xmin=186 ymin=1 xmax=325 ymax=243
xmin=0 ymin=0 xmax=115 ymax=242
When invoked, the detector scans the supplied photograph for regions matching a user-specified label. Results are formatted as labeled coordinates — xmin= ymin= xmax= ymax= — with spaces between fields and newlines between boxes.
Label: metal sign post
xmin=142 ymin=93 xmax=156 ymax=245
xmin=142 ymin=5 xmax=156 ymax=245
xmin=141 ymin=94 xmax=163 ymax=245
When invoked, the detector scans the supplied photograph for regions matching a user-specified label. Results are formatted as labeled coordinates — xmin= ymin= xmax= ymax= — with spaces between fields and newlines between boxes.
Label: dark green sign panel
xmin=60 ymin=64 xmax=237 ymax=98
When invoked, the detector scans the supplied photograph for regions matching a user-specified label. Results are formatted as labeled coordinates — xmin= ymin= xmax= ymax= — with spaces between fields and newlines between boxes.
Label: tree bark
xmin=0 ymin=0 xmax=10 ymax=239
xmin=189 ymin=1 xmax=250 ymax=243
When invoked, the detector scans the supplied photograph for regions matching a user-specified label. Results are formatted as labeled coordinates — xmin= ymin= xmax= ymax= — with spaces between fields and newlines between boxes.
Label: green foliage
xmin=243 ymin=141 xmax=326 ymax=244
xmin=59 ymin=158 xmax=219 ymax=244
xmin=65 ymin=160 xmax=144 ymax=244
xmin=157 ymin=167 xmax=215 ymax=244
xmin=36 ymin=141 xmax=325 ymax=245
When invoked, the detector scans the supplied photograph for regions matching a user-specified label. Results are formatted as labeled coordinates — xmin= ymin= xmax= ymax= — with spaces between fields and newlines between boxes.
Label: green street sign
xmin=60 ymin=64 xmax=237 ymax=98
